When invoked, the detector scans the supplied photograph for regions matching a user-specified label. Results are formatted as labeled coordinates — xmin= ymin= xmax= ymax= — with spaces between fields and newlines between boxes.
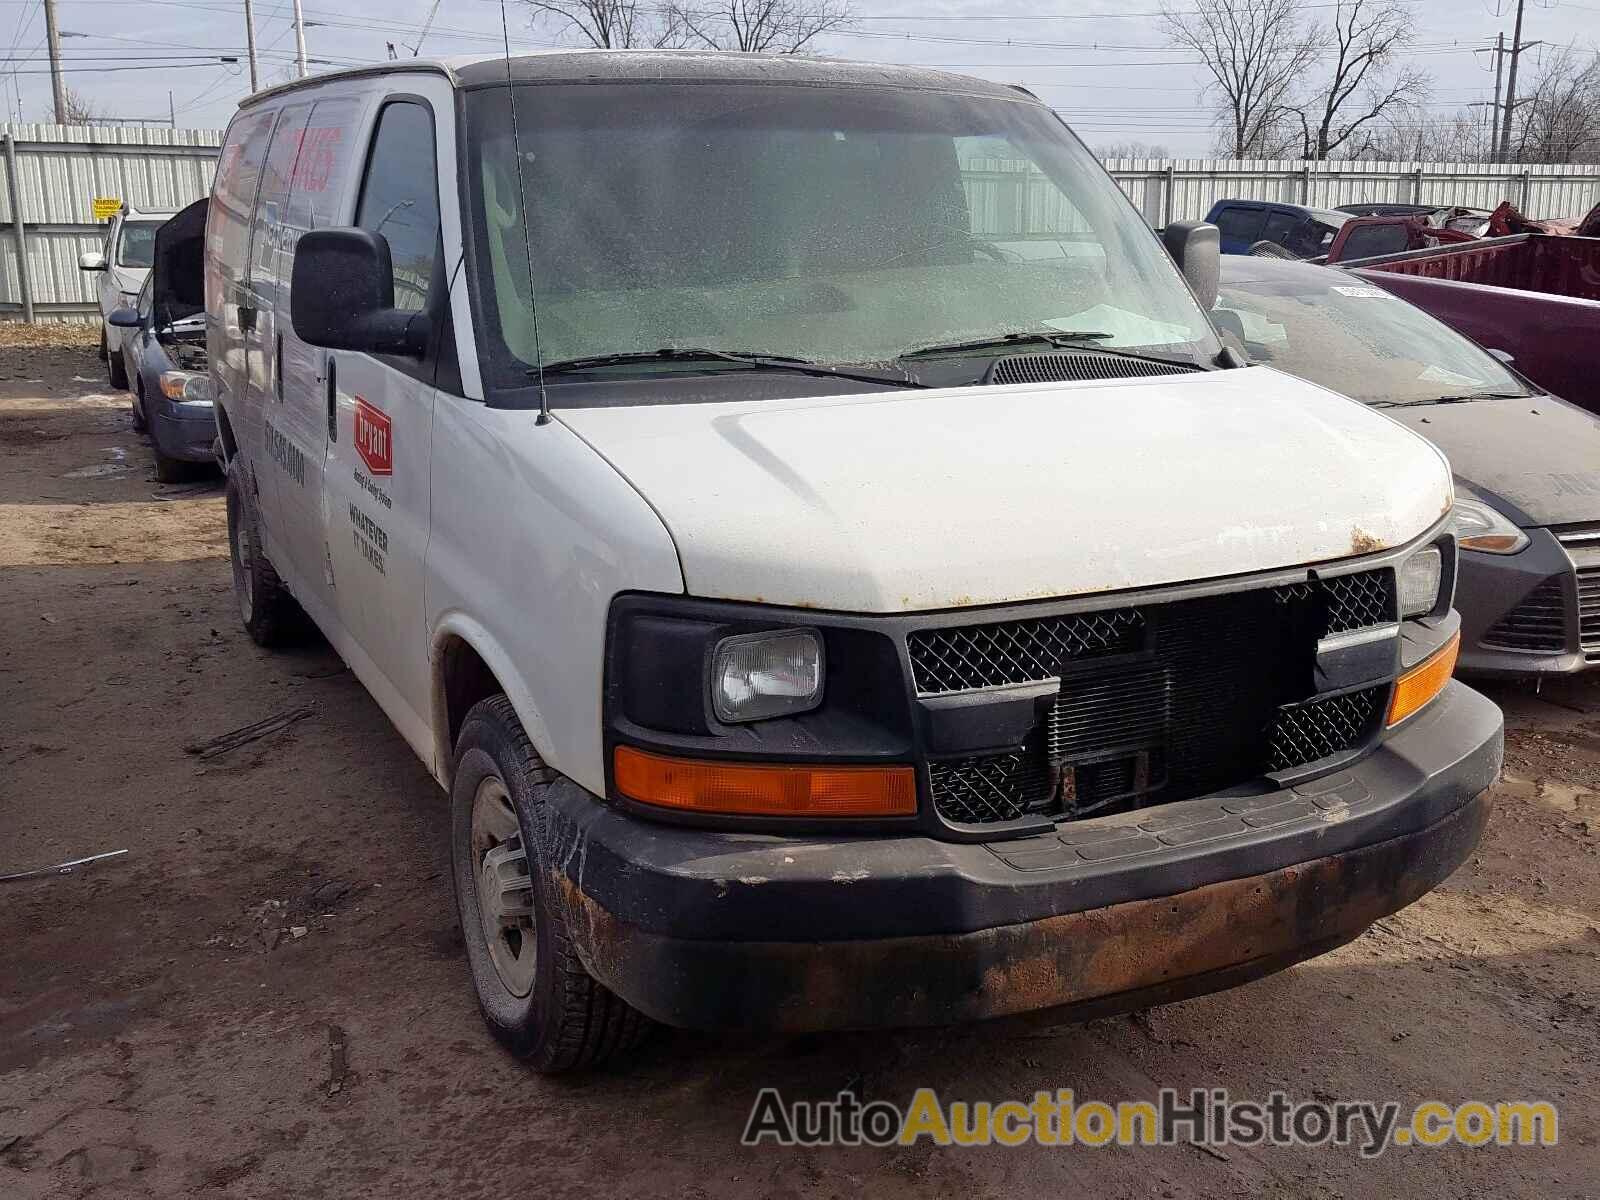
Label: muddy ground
xmin=3 ymin=333 xmax=1599 ymax=1198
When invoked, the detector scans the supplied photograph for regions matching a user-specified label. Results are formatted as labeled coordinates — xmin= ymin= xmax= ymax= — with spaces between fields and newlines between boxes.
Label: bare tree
xmin=669 ymin=0 xmax=853 ymax=53
xmin=1162 ymin=0 xmax=1315 ymax=158
xmin=1350 ymin=108 xmax=1491 ymax=162
xmin=523 ymin=0 xmax=688 ymax=48
xmin=1289 ymin=0 xmax=1429 ymax=159
xmin=1094 ymin=140 xmax=1173 ymax=159
xmin=1510 ymin=44 xmax=1600 ymax=164
xmin=60 ymin=85 xmax=97 ymax=126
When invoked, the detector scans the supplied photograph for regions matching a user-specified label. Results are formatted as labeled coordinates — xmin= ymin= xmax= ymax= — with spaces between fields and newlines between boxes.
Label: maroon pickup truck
xmin=1328 ymin=233 xmax=1600 ymax=415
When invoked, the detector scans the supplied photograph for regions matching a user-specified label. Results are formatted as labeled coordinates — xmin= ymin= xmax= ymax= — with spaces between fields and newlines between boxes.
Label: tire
xmin=451 ymin=696 xmax=652 ymax=1072
xmin=225 ymin=466 xmax=302 ymax=647
xmin=154 ymin=449 xmax=190 ymax=483
xmin=131 ymin=383 xmax=147 ymax=433
xmin=108 ymin=343 xmax=128 ymax=390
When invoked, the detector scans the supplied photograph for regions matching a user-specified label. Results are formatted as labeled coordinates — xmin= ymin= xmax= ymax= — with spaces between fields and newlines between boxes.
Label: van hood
xmin=558 ymin=366 xmax=1451 ymax=613
xmin=1382 ymin=392 xmax=1600 ymax=527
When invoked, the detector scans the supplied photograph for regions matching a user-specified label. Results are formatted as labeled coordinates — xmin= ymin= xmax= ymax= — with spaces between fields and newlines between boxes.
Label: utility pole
xmin=243 ymin=0 xmax=259 ymax=91
xmin=1489 ymin=32 xmax=1505 ymax=160
xmin=1497 ymin=0 xmax=1526 ymax=164
xmin=168 ymin=90 xmax=176 ymax=128
xmin=292 ymin=0 xmax=309 ymax=78
xmin=43 ymin=0 xmax=66 ymax=125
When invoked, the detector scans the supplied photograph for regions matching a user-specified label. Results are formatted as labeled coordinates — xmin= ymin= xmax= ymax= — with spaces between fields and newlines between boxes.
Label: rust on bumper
xmin=553 ymin=792 xmax=1491 ymax=1033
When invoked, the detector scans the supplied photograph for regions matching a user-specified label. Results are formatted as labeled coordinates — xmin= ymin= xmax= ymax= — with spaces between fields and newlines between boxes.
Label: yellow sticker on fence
xmin=91 ymin=197 xmax=121 ymax=221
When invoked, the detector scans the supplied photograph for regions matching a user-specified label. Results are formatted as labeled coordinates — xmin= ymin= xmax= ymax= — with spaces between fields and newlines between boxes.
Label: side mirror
xmin=107 ymin=306 xmax=141 ymax=328
xmin=1162 ymin=219 xmax=1221 ymax=312
xmin=79 ymin=251 xmax=107 ymax=272
xmin=1487 ymin=348 xmax=1516 ymax=366
xmin=290 ymin=228 xmax=428 ymax=357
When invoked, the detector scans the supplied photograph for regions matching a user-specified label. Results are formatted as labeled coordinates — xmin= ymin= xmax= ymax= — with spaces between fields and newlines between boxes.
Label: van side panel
xmin=206 ymin=108 xmax=278 ymax=512
xmin=425 ymin=403 xmax=684 ymax=795
xmin=268 ymin=93 xmax=370 ymax=623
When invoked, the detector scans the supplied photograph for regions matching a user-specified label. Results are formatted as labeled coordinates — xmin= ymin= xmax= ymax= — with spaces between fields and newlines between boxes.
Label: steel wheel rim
xmin=471 ymin=775 xmax=536 ymax=998
xmin=229 ymin=501 xmax=254 ymax=625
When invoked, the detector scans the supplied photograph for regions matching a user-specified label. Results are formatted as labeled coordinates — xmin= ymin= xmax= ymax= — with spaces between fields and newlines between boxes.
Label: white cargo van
xmin=202 ymin=52 xmax=1501 ymax=1072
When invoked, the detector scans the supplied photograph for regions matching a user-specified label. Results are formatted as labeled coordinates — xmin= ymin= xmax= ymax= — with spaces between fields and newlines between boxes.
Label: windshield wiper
xmin=897 ymin=330 xmax=1113 ymax=359
xmin=897 ymin=330 xmax=1201 ymax=373
xmin=1369 ymin=391 xmax=1525 ymax=409
xmin=538 ymin=347 xmax=925 ymax=389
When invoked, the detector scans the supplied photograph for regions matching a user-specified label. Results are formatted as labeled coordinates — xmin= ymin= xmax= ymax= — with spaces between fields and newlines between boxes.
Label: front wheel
xmin=107 ymin=341 xmax=128 ymax=390
xmin=225 ymin=467 xmax=302 ymax=647
xmin=451 ymin=696 xmax=651 ymax=1072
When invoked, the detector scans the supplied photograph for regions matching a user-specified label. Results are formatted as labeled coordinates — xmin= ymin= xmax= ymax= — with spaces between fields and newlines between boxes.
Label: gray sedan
xmin=106 ymin=199 xmax=218 ymax=483
xmin=1216 ymin=254 xmax=1600 ymax=677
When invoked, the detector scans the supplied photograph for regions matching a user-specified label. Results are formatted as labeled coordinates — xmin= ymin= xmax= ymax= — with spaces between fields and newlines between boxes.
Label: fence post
xmin=1412 ymin=166 xmax=1424 ymax=204
xmin=1520 ymin=169 xmax=1532 ymax=212
xmin=1300 ymin=162 xmax=1312 ymax=204
xmin=1163 ymin=162 xmax=1176 ymax=227
xmin=2 ymin=133 xmax=34 ymax=324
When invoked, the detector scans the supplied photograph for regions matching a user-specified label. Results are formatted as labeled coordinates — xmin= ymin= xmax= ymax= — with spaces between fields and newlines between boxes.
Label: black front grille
xmin=1267 ymin=686 xmax=1388 ymax=772
xmin=1482 ymin=577 xmax=1567 ymax=652
xmin=909 ymin=609 xmax=1144 ymax=694
xmin=910 ymin=568 xmax=1392 ymax=695
xmin=928 ymin=752 xmax=1053 ymax=824
xmin=1274 ymin=569 xmax=1396 ymax=634
xmin=923 ymin=570 xmax=1394 ymax=827
xmin=1580 ymin=569 xmax=1600 ymax=652
xmin=988 ymin=351 xmax=1199 ymax=387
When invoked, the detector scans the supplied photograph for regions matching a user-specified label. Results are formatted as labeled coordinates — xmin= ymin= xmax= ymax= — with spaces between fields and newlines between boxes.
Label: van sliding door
xmin=268 ymin=96 xmax=366 ymax=627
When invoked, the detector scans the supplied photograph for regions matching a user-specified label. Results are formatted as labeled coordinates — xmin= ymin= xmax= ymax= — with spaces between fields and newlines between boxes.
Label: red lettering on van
xmin=353 ymin=397 xmax=393 ymax=476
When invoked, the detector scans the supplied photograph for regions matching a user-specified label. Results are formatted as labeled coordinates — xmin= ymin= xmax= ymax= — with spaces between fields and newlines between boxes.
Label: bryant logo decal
xmin=353 ymin=397 xmax=392 ymax=476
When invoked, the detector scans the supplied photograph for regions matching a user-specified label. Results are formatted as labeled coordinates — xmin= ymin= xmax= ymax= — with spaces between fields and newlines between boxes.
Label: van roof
xmin=238 ymin=50 xmax=1037 ymax=109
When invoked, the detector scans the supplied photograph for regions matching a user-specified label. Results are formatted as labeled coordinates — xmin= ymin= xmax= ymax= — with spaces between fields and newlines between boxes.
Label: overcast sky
xmin=2 ymin=0 xmax=1597 ymax=154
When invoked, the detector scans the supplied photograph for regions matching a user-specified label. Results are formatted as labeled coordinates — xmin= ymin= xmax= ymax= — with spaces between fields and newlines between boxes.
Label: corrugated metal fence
xmin=3 ymin=122 xmax=1600 ymax=320
xmin=1 ymin=123 xmax=220 ymax=322
xmin=1105 ymin=157 xmax=1600 ymax=228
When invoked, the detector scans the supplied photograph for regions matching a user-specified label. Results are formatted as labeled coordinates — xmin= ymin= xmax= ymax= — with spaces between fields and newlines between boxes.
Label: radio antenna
xmin=499 ymin=0 xmax=550 ymax=424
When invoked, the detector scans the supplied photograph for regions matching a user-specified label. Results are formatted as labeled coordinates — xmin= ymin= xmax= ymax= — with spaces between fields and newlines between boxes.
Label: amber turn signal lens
xmin=613 ymin=746 xmax=917 ymax=817
xmin=1387 ymin=632 xmax=1459 ymax=727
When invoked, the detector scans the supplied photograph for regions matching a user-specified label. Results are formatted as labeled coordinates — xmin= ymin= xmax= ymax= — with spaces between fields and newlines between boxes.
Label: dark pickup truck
xmin=1330 ymin=233 xmax=1600 ymax=415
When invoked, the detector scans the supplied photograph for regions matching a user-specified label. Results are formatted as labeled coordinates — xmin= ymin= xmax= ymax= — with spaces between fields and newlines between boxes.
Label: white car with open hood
xmin=203 ymin=50 xmax=1502 ymax=1072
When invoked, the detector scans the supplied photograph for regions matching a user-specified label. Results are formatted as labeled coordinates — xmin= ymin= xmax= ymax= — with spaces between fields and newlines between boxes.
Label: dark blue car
xmin=1203 ymin=199 xmax=1349 ymax=257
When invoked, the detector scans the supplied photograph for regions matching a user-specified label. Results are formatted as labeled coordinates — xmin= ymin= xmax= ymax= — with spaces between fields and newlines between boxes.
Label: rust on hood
xmin=1350 ymin=526 xmax=1386 ymax=555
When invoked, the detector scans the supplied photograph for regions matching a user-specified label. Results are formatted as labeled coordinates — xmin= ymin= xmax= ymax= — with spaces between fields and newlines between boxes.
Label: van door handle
xmin=326 ymin=357 xmax=338 ymax=443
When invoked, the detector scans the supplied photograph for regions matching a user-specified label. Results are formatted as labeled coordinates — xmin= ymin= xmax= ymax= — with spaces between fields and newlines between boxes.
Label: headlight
xmin=1451 ymin=497 xmax=1528 ymax=554
xmin=1398 ymin=545 xmax=1443 ymax=618
xmin=159 ymin=370 xmax=213 ymax=406
xmin=711 ymin=629 xmax=824 ymax=723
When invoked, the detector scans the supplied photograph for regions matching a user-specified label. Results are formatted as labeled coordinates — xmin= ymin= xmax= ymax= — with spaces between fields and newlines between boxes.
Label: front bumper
xmin=543 ymin=681 xmax=1503 ymax=1032
xmin=151 ymin=405 xmax=219 ymax=464
xmin=1457 ymin=528 xmax=1598 ymax=675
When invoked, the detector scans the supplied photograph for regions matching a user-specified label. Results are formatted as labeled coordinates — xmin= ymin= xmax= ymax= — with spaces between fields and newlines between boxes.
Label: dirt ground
xmin=3 ymin=333 xmax=1599 ymax=1199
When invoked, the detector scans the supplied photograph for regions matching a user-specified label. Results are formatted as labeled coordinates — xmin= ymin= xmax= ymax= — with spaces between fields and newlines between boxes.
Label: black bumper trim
xmin=552 ymin=792 xmax=1492 ymax=1032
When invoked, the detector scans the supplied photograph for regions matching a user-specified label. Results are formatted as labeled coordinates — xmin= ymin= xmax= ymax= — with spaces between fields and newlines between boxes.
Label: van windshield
xmin=462 ymin=82 xmax=1218 ymax=401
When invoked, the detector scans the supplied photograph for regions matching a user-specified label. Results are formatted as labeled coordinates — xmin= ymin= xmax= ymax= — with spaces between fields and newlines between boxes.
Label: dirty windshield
xmin=1215 ymin=269 xmax=1533 ymax=405
xmin=463 ymin=82 xmax=1218 ymax=399
xmin=117 ymin=220 xmax=163 ymax=268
